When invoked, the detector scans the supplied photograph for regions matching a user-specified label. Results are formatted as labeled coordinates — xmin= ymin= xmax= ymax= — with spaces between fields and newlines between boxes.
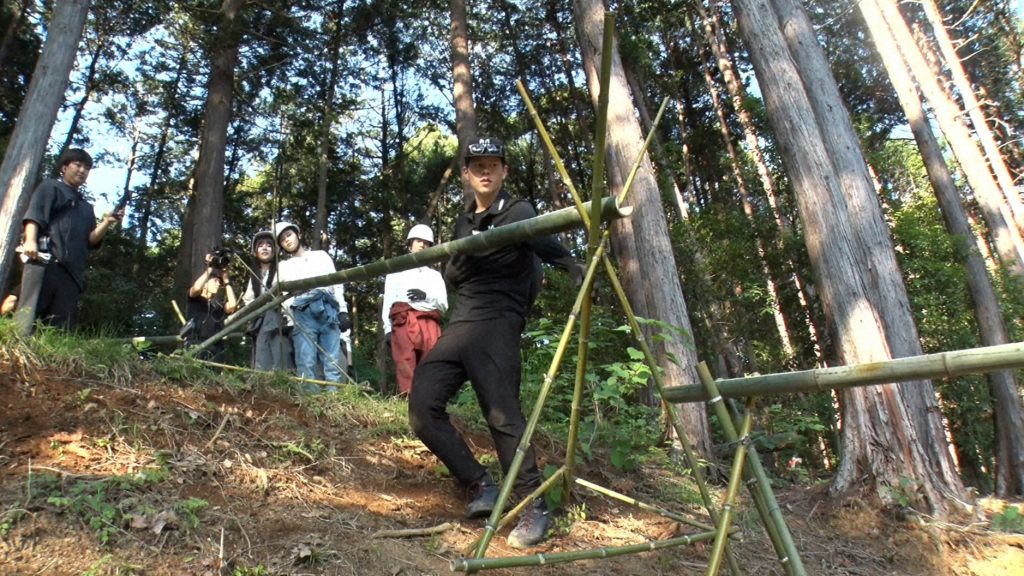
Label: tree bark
xmin=180 ymin=0 xmax=244 ymax=286
xmin=449 ymin=0 xmax=477 ymax=205
xmin=0 ymin=0 xmax=90 ymax=292
xmin=861 ymin=0 xmax=1024 ymax=498
xmin=732 ymin=0 xmax=965 ymax=515
xmin=874 ymin=0 xmax=1024 ymax=280
xmin=572 ymin=0 xmax=710 ymax=456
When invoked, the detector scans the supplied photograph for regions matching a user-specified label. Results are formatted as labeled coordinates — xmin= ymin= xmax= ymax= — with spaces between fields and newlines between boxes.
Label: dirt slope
xmin=0 ymin=359 xmax=1021 ymax=575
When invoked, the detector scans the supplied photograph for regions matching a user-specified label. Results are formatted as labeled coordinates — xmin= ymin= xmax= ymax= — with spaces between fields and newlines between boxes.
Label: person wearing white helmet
xmin=381 ymin=223 xmax=448 ymax=395
xmin=240 ymin=230 xmax=292 ymax=372
xmin=274 ymin=221 xmax=349 ymax=390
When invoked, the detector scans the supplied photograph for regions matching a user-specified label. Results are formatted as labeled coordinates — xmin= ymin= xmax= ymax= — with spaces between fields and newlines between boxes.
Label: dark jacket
xmin=22 ymin=178 xmax=98 ymax=290
xmin=445 ymin=191 xmax=576 ymax=323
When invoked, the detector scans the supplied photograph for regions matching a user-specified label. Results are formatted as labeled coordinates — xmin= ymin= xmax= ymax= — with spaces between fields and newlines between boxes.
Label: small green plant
xmin=0 ymin=508 xmax=27 ymax=538
xmin=883 ymin=476 xmax=921 ymax=510
xmin=991 ymin=505 xmax=1024 ymax=534
xmin=176 ymin=497 xmax=209 ymax=532
xmin=42 ymin=467 xmax=170 ymax=545
xmin=273 ymin=436 xmax=330 ymax=464
xmin=232 ymin=565 xmax=270 ymax=576
xmin=550 ymin=501 xmax=587 ymax=537
xmin=75 ymin=387 xmax=94 ymax=405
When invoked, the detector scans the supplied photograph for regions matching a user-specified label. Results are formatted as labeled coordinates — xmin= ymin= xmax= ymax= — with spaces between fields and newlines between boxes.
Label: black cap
xmin=464 ymin=136 xmax=505 ymax=164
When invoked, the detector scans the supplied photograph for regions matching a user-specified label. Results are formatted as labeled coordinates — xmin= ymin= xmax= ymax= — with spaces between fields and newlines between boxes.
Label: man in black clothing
xmin=15 ymin=148 xmax=121 ymax=336
xmin=408 ymin=136 xmax=580 ymax=549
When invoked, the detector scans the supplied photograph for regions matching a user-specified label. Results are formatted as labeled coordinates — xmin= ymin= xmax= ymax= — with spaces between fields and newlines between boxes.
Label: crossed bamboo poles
xmin=452 ymin=14 xmax=813 ymax=575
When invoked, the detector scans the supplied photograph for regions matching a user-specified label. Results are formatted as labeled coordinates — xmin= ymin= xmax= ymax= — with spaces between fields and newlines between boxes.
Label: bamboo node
xmin=538 ymin=554 xmax=547 ymax=565
xmin=709 ymin=395 xmax=723 ymax=405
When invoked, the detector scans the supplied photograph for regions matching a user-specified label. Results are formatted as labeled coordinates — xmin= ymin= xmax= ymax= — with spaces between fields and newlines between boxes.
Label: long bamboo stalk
xmin=574 ymin=477 xmax=721 ymax=531
xmin=706 ymin=402 xmax=753 ymax=576
xmin=471 ymin=241 xmax=608 ymax=558
xmin=187 ymin=196 xmax=630 ymax=357
xmin=666 ymin=342 xmax=1024 ymax=403
xmin=699 ymin=363 xmax=805 ymax=576
xmin=454 ymin=530 xmax=720 ymax=572
xmin=519 ymin=71 xmax=737 ymax=573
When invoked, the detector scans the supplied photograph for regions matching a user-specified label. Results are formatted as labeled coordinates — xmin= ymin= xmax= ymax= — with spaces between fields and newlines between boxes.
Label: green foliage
xmin=883 ymin=476 xmax=922 ymax=510
xmin=272 ymin=437 xmax=330 ymax=465
xmin=516 ymin=314 xmax=663 ymax=472
xmin=991 ymin=505 xmax=1024 ymax=534
xmin=44 ymin=468 xmax=169 ymax=545
xmin=232 ymin=566 xmax=270 ymax=576
xmin=175 ymin=498 xmax=209 ymax=532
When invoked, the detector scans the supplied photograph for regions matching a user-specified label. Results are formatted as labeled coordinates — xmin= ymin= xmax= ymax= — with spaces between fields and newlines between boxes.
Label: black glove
xmin=407 ymin=288 xmax=426 ymax=302
xmin=385 ymin=332 xmax=392 ymax=347
xmin=338 ymin=312 xmax=352 ymax=332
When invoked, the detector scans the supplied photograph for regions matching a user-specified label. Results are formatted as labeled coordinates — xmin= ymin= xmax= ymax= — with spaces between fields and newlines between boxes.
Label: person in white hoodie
xmin=381 ymin=224 xmax=447 ymax=395
xmin=274 ymin=222 xmax=348 ymax=390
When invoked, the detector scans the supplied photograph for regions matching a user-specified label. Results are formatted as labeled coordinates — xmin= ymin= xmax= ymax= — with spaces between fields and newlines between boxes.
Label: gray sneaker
xmin=466 ymin=479 xmax=499 ymax=518
xmin=507 ymin=501 xmax=550 ymax=549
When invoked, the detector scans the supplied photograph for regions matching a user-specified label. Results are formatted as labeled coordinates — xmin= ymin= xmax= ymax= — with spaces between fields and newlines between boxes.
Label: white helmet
xmin=274 ymin=221 xmax=299 ymax=242
xmin=407 ymin=224 xmax=434 ymax=244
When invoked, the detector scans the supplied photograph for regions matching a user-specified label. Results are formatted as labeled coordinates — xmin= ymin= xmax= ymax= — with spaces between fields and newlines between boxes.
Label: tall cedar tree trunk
xmin=179 ymin=0 xmax=244 ymax=294
xmin=449 ymin=0 xmax=477 ymax=206
xmin=861 ymin=0 xmax=1024 ymax=498
xmin=698 ymin=0 xmax=825 ymax=366
xmin=572 ymin=0 xmax=711 ymax=456
xmin=0 ymin=0 xmax=90 ymax=292
xmin=919 ymin=0 xmax=1024 ymax=233
xmin=775 ymin=0 xmax=960 ymax=485
xmin=732 ymin=0 xmax=964 ymax=515
xmin=874 ymin=0 xmax=1024 ymax=280
xmin=313 ymin=3 xmax=345 ymax=251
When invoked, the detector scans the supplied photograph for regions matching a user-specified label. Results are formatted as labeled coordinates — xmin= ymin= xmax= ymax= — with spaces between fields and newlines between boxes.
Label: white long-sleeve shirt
xmin=277 ymin=249 xmax=347 ymax=312
xmin=381 ymin=265 xmax=448 ymax=333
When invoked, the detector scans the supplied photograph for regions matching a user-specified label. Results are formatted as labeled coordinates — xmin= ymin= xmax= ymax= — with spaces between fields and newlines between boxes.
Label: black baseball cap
xmin=464 ymin=136 xmax=505 ymax=164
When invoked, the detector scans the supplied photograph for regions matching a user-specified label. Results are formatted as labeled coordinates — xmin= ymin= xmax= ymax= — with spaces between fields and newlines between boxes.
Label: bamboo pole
xmin=707 ymin=401 xmax=753 ymax=576
xmin=455 ymin=530 xmax=721 ymax=572
xmin=574 ymin=477 xmax=722 ymax=532
xmin=518 ymin=72 xmax=740 ymax=573
xmin=699 ymin=363 xmax=805 ymax=576
xmin=666 ymin=342 xmax=1024 ymax=403
xmin=187 ymin=196 xmax=631 ymax=357
xmin=471 ymin=242 xmax=608 ymax=558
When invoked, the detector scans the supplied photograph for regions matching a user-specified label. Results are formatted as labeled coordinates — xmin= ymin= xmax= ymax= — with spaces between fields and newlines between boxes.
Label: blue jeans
xmin=290 ymin=304 xmax=344 ymax=390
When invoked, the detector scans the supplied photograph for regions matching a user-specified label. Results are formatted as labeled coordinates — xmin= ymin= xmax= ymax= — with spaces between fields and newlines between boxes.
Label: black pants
xmin=14 ymin=261 xmax=81 ymax=336
xmin=408 ymin=318 xmax=542 ymax=498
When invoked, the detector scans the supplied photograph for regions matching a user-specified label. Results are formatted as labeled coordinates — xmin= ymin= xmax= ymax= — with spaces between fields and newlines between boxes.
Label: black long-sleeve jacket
xmin=445 ymin=191 xmax=576 ymax=323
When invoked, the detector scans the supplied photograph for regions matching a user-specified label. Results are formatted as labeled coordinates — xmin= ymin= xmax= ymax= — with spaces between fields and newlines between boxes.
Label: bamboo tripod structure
xmin=453 ymin=14 xmax=801 ymax=574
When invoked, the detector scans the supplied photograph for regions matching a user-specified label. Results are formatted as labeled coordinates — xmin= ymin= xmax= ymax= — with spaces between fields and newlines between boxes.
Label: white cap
xmin=407 ymin=224 xmax=434 ymax=244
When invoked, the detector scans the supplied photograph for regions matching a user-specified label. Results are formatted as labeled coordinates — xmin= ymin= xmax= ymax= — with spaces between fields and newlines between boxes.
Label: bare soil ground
xmin=0 ymin=356 xmax=1022 ymax=575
